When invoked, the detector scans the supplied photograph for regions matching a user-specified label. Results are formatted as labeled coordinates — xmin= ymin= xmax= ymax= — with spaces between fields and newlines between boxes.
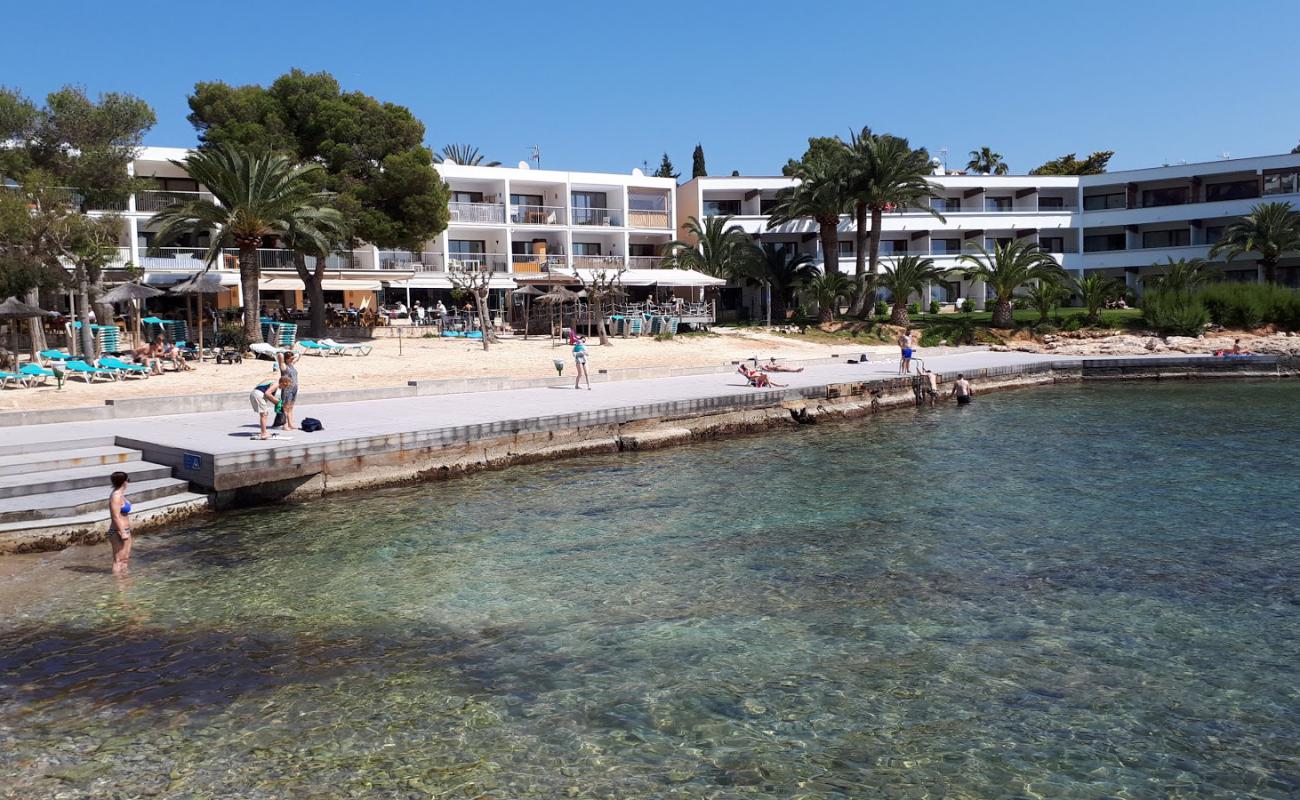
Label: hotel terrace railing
xmin=510 ymin=254 xmax=566 ymax=274
xmin=134 ymin=189 xmax=217 ymax=212
xmin=138 ymin=246 xmax=211 ymax=270
xmin=572 ymin=255 xmax=624 ymax=269
xmin=449 ymin=253 xmax=511 ymax=272
xmin=449 ymin=201 xmax=506 ymax=224
xmin=510 ymin=204 xmax=567 ymax=225
xmin=571 ymin=207 xmax=622 ymax=226
xmin=377 ymin=251 xmax=444 ymax=271
xmin=628 ymin=209 xmax=670 ymax=228
xmin=626 ymin=255 xmax=665 ymax=269
xmin=926 ymin=203 xmax=1078 ymax=214
xmin=215 ymin=248 xmax=369 ymax=271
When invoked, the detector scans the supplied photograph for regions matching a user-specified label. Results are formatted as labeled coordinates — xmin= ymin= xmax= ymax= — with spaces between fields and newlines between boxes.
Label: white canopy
xmin=569 ymin=268 xmax=726 ymax=287
xmin=144 ymin=271 xmax=240 ymax=287
xmin=260 ymin=278 xmax=383 ymax=292
xmin=387 ymin=275 xmax=517 ymax=290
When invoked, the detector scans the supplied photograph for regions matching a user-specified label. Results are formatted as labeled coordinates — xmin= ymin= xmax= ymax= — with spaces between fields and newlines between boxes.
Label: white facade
xmin=678 ymin=152 xmax=1300 ymax=306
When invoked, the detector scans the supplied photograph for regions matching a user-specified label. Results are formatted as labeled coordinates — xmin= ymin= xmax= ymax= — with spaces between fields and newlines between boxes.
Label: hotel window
xmin=1083 ymin=193 xmax=1125 ymax=211
xmin=511 ymin=193 xmax=543 ymax=208
xmin=837 ymin=241 xmax=854 ymax=256
xmin=932 ymin=197 xmax=961 ymax=213
xmin=572 ymin=242 xmax=602 ymax=255
xmin=985 ymin=196 xmax=1012 ymax=212
xmin=1140 ymin=187 xmax=1188 ymax=208
xmin=1204 ymin=226 xmax=1225 ymax=245
xmin=1263 ymin=171 xmax=1300 ymax=195
xmin=703 ymin=199 xmax=741 ymax=216
xmin=451 ymin=191 xmax=484 ymax=204
xmin=1038 ymin=196 xmax=1066 ymax=210
xmin=629 ymin=243 xmax=658 ymax=257
xmin=449 ymin=240 xmax=486 ymax=255
xmin=1142 ymin=229 xmax=1190 ymax=249
xmin=760 ymin=196 xmax=781 ymax=214
xmin=931 ymin=238 xmax=962 ymax=255
xmin=571 ymin=191 xmax=607 ymax=224
xmin=1083 ymin=233 xmax=1126 ymax=252
xmin=628 ymin=194 xmax=665 ymax=211
xmin=983 ymin=237 xmax=1012 ymax=251
xmin=1204 ymin=180 xmax=1258 ymax=203
xmin=880 ymin=240 xmax=909 ymax=255
xmin=1040 ymin=236 xmax=1065 ymax=252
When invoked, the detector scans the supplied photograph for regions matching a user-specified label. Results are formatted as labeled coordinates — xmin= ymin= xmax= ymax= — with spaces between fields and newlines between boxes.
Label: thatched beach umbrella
xmin=0 ymin=296 xmax=52 ymax=368
xmin=100 ymin=281 xmax=164 ymax=350
xmin=534 ymin=286 xmax=579 ymax=344
xmin=511 ymin=283 xmax=544 ymax=340
xmin=170 ymin=273 xmax=224 ymax=358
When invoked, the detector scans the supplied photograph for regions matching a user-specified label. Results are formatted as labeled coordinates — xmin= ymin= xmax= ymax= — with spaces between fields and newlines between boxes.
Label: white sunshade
xmin=144 ymin=271 xmax=240 ymax=287
xmin=570 ymin=268 xmax=726 ymax=287
xmin=387 ymin=275 xmax=517 ymax=290
xmin=260 ymin=278 xmax=383 ymax=292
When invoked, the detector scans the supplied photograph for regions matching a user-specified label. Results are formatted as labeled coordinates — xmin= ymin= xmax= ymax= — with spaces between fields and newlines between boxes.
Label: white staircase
xmin=0 ymin=437 xmax=207 ymax=554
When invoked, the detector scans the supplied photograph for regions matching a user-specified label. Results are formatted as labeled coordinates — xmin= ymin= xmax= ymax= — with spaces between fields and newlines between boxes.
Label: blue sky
xmin=4 ymin=0 xmax=1298 ymax=175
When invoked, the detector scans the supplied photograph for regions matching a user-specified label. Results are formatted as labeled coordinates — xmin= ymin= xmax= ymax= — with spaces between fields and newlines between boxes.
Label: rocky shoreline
xmin=989 ymin=330 xmax=1300 ymax=357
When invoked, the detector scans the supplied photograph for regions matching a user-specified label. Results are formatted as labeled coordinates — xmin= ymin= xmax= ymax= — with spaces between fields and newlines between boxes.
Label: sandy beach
xmin=0 ymin=327 xmax=899 ymax=412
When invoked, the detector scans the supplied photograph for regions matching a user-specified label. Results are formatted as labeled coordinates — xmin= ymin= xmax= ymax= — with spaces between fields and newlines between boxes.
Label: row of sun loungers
xmin=297 ymin=339 xmax=373 ymax=356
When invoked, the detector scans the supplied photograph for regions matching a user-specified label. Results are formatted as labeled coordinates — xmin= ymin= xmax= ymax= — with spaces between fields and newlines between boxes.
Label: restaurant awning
xmin=386 ymin=275 xmax=517 ymax=290
xmin=260 ymin=278 xmax=383 ymax=292
xmin=570 ymin=268 xmax=727 ymax=287
xmin=144 ymin=271 xmax=240 ymax=287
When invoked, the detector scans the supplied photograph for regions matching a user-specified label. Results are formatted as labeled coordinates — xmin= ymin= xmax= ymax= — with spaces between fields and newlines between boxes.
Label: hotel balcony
xmin=572 ymin=255 xmax=625 ymax=269
xmin=626 ymin=255 xmax=665 ymax=269
xmin=628 ymin=209 xmax=670 ymax=229
xmin=511 ymin=254 xmax=566 ymax=274
xmin=449 ymin=201 xmax=506 ymax=224
xmin=510 ymin=204 xmax=567 ymax=226
xmin=572 ymin=207 xmax=622 ymax=227
xmin=133 ymin=189 xmax=217 ymax=212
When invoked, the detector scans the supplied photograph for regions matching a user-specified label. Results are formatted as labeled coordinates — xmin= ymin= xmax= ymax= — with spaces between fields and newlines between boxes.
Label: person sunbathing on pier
xmin=760 ymin=358 xmax=804 ymax=373
xmin=738 ymin=364 xmax=786 ymax=388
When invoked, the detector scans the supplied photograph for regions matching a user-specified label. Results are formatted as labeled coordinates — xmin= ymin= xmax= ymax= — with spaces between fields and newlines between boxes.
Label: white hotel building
xmin=51 ymin=148 xmax=1300 ymax=313
xmin=679 ymin=152 xmax=1300 ymax=311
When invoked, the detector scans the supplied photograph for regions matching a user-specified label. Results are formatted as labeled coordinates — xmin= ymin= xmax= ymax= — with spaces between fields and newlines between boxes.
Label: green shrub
xmin=925 ymin=317 xmax=976 ymax=346
xmin=907 ymin=301 xmax=921 ymax=315
xmin=961 ymin=299 xmax=975 ymax=313
xmin=1142 ymin=289 xmax=1209 ymax=336
xmin=929 ymin=300 xmax=941 ymax=315
xmin=216 ymin=322 xmax=248 ymax=351
xmin=1061 ymin=315 xmax=1083 ymax=332
xmin=875 ymin=300 xmax=888 ymax=318
xmin=1196 ymin=283 xmax=1300 ymax=331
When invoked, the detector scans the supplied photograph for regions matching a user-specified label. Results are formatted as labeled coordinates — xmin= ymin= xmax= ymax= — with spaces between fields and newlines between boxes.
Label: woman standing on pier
xmin=107 ymin=471 xmax=132 ymax=574
xmin=573 ymin=334 xmax=591 ymax=390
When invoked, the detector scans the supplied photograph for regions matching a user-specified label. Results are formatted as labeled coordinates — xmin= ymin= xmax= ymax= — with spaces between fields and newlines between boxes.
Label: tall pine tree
xmin=691 ymin=144 xmax=707 ymax=177
xmin=653 ymin=153 xmax=679 ymax=179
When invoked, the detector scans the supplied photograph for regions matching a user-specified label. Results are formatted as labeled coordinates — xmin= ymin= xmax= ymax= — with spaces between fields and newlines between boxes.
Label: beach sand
xmin=0 ymin=328 xmax=899 ymax=412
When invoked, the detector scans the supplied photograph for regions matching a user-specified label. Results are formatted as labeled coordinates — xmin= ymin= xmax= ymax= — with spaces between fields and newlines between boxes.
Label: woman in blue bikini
xmin=108 ymin=471 xmax=132 ymax=574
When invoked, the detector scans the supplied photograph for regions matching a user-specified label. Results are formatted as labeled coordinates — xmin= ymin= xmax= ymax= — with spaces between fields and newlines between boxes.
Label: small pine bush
xmin=875 ymin=300 xmax=889 ymax=318
xmin=961 ymin=299 xmax=975 ymax=313
xmin=1197 ymin=283 xmax=1300 ymax=330
xmin=907 ymin=301 xmax=921 ymax=315
xmin=929 ymin=300 xmax=941 ymax=315
xmin=1142 ymin=289 xmax=1209 ymax=336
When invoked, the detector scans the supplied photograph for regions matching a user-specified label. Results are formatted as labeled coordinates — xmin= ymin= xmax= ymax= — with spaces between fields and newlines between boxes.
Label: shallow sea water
xmin=1 ymin=382 xmax=1298 ymax=799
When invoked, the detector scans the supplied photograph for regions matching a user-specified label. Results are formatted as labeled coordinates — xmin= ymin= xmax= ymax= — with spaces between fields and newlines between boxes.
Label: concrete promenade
xmin=5 ymin=350 xmax=1060 ymax=476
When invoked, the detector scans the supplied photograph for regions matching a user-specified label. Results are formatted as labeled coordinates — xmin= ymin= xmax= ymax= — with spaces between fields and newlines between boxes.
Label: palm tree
xmin=842 ymin=129 xmax=945 ymax=314
xmin=1073 ymin=273 xmax=1122 ymax=324
xmin=877 ymin=255 xmax=946 ymax=327
xmin=801 ymin=269 xmax=854 ymax=324
xmin=1209 ymin=201 xmax=1300 ymax=284
xmin=1144 ymin=257 xmax=1213 ymax=293
xmin=1024 ymin=279 xmax=1068 ymax=324
xmin=958 ymin=240 xmax=1067 ymax=328
xmin=151 ymin=143 xmax=341 ymax=344
xmin=432 ymin=144 xmax=501 ymax=167
xmin=662 ymin=215 xmax=756 ymax=279
xmin=767 ymin=153 xmax=849 ymax=291
xmin=740 ymin=246 xmax=816 ymax=323
xmin=966 ymin=147 xmax=1009 ymax=175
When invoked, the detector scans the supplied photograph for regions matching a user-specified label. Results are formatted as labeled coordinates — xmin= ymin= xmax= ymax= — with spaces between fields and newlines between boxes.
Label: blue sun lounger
xmin=63 ymin=359 xmax=117 ymax=383
xmin=98 ymin=356 xmax=150 ymax=379
xmin=0 ymin=371 xmax=29 ymax=389
xmin=296 ymin=339 xmax=344 ymax=355
xmin=20 ymin=364 xmax=56 ymax=385
xmin=40 ymin=349 xmax=73 ymax=362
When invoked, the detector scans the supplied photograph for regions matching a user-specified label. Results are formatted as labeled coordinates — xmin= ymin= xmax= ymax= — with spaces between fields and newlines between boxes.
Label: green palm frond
xmin=1208 ymin=201 xmax=1300 ymax=282
xmin=663 ymin=215 xmax=757 ymax=279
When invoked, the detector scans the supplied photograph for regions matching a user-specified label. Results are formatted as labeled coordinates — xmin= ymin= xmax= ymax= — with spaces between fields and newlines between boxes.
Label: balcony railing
xmin=449 ymin=201 xmax=506 ymax=224
xmin=626 ymin=255 xmax=664 ymax=269
xmin=510 ymin=254 xmax=565 ymax=274
xmin=628 ymin=209 xmax=670 ymax=229
xmin=572 ymin=207 xmax=621 ymax=226
xmin=377 ymin=251 xmax=444 ymax=271
xmin=219 ymin=248 xmax=369 ymax=271
xmin=139 ymin=246 xmax=211 ymax=271
xmin=134 ymin=189 xmax=215 ymax=212
xmin=510 ymin=204 xmax=566 ymax=225
xmin=572 ymin=255 xmax=624 ymax=269
xmin=449 ymin=253 xmax=511 ymax=272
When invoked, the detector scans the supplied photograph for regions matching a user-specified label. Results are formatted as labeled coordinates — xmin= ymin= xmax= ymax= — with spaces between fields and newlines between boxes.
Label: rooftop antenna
xmin=1221 ymin=151 xmax=1231 ymax=160
xmin=530 ymin=145 xmax=541 ymax=169
xmin=938 ymin=147 xmax=948 ymax=171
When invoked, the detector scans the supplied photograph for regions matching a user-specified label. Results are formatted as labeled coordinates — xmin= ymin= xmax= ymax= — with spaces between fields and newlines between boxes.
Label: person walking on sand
xmin=898 ymin=328 xmax=915 ymax=375
xmin=107 ymin=471 xmax=132 ymax=574
xmin=951 ymin=373 xmax=974 ymax=405
xmin=250 ymin=376 xmax=292 ymax=440
xmin=573 ymin=334 xmax=592 ymax=390
xmin=274 ymin=351 xmax=300 ymax=430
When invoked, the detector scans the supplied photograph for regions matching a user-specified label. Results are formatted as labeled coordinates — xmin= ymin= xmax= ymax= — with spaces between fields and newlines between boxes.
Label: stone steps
xmin=0 ymin=461 xmax=173 ymax=499
xmin=0 ymin=477 xmax=191 ymax=523
xmin=0 ymin=445 xmax=141 ymax=477
xmin=0 ymin=436 xmax=117 ymax=458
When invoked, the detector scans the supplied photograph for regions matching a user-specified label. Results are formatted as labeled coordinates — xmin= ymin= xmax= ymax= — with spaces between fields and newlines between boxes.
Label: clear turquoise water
xmin=1 ymin=382 xmax=1298 ymax=799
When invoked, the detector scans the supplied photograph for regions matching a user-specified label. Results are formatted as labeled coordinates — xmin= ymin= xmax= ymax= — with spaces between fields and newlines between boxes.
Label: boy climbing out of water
xmin=250 ymin=376 xmax=293 ymax=440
